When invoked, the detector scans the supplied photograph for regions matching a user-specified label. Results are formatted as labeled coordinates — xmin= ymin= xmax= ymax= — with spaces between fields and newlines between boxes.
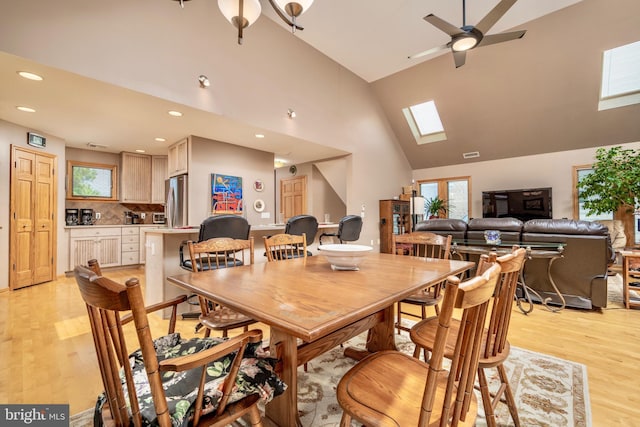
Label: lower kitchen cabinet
xmin=67 ymin=225 xmax=164 ymax=270
xmin=69 ymin=227 xmax=122 ymax=270
xmin=121 ymin=226 xmax=140 ymax=265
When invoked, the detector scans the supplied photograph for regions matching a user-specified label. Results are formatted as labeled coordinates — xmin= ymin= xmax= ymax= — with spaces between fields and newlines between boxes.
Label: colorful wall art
xmin=211 ymin=173 xmax=243 ymax=215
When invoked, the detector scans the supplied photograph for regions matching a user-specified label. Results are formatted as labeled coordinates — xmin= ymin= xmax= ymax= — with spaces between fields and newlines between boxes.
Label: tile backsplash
xmin=65 ymin=201 xmax=164 ymax=225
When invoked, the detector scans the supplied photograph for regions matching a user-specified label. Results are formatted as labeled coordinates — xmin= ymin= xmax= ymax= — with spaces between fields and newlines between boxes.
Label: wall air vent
xmin=86 ymin=142 xmax=108 ymax=149
xmin=463 ymin=151 xmax=480 ymax=159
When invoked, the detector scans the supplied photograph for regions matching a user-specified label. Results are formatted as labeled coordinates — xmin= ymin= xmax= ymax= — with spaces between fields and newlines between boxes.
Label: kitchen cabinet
xmin=168 ymin=138 xmax=188 ymax=177
xmin=379 ymin=199 xmax=410 ymax=254
xmin=121 ymin=152 xmax=167 ymax=204
xmin=69 ymin=227 xmax=122 ymax=270
xmin=151 ymin=155 xmax=168 ymax=203
xmin=120 ymin=152 xmax=152 ymax=203
xmin=121 ymin=227 xmax=140 ymax=265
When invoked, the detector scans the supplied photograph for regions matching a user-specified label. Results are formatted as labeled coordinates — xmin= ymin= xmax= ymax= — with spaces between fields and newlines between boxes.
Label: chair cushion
xmin=181 ymin=257 xmax=244 ymax=271
xmin=96 ymin=334 xmax=286 ymax=426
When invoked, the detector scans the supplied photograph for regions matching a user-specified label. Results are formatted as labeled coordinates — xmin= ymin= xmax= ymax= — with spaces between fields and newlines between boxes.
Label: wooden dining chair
xmin=392 ymin=231 xmax=453 ymax=334
xmin=74 ymin=262 xmax=286 ymax=427
xmin=188 ymin=237 xmax=258 ymax=338
xmin=337 ymin=256 xmax=502 ymax=427
xmin=263 ymin=233 xmax=308 ymax=261
xmin=410 ymin=247 xmax=527 ymax=427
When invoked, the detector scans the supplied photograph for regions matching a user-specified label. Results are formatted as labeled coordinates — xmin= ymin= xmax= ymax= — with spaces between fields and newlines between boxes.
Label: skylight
xmin=599 ymin=40 xmax=640 ymax=111
xmin=409 ymin=101 xmax=444 ymax=136
xmin=403 ymin=100 xmax=447 ymax=145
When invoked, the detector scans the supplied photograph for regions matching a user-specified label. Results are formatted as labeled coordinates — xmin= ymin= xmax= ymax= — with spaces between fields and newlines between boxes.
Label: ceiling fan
xmin=410 ymin=0 xmax=526 ymax=68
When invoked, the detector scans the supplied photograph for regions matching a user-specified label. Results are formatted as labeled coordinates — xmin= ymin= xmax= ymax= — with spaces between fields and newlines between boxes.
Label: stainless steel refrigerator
xmin=165 ymin=174 xmax=188 ymax=228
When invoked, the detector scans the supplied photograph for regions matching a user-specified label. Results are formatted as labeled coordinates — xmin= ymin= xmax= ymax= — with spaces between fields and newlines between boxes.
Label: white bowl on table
xmin=318 ymin=244 xmax=373 ymax=270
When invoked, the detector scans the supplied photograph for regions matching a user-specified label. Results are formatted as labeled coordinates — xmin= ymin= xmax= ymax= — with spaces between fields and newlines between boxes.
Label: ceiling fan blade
xmin=477 ymin=30 xmax=526 ymax=47
xmin=408 ymin=44 xmax=449 ymax=60
xmin=424 ymin=14 xmax=463 ymax=37
xmin=475 ymin=0 xmax=518 ymax=34
xmin=453 ymin=50 xmax=467 ymax=68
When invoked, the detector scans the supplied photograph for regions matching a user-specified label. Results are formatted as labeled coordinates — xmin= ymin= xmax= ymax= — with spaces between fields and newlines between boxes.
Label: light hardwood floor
xmin=1 ymin=266 xmax=639 ymax=426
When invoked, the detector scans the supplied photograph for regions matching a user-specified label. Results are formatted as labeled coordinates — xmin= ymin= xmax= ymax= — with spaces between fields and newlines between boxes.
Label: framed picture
xmin=254 ymin=199 xmax=265 ymax=212
xmin=211 ymin=173 xmax=243 ymax=215
xmin=254 ymin=179 xmax=264 ymax=192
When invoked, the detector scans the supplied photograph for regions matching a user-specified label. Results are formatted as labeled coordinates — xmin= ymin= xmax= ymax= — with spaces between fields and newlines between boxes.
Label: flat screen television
xmin=482 ymin=187 xmax=552 ymax=222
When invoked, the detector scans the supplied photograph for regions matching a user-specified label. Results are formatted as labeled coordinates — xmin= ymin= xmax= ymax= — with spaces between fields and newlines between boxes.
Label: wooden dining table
xmin=167 ymin=252 xmax=474 ymax=427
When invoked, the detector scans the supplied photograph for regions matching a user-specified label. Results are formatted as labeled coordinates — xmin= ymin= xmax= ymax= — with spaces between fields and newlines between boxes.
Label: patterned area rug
xmin=297 ymin=332 xmax=590 ymax=427
xmin=608 ymin=273 xmax=624 ymax=304
xmin=71 ymin=333 xmax=591 ymax=427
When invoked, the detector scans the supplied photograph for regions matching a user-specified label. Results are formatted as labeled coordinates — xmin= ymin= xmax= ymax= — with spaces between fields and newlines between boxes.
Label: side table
xmin=621 ymin=251 xmax=640 ymax=309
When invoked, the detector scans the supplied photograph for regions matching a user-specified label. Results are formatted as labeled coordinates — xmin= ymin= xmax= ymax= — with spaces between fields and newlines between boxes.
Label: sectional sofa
xmin=415 ymin=217 xmax=614 ymax=309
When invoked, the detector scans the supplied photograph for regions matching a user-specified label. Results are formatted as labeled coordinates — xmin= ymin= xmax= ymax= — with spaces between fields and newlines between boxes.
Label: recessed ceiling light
xmin=255 ymin=134 xmax=265 ymax=138
xmin=155 ymin=137 xmax=166 ymax=142
xmin=16 ymin=106 xmax=36 ymax=113
xmin=135 ymin=149 xmax=146 ymax=153
xmin=17 ymin=71 xmax=43 ymax=81
xmin=168 ymin=110 xmax=183 ymax=117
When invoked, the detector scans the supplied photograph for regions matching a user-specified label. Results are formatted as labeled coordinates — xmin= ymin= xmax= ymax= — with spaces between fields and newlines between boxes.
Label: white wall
xmin=188 ymin=136 xmax=276 ymax=226
xmin=413 ymin=141 xmax=640 ymax=220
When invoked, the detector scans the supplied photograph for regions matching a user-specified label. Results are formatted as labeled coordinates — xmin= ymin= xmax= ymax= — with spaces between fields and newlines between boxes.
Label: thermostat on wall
xmin=27 ymin=132 xmax=46 ymax=148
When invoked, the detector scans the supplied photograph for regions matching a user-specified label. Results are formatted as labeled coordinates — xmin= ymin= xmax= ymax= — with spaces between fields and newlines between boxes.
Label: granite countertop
xmin=64 ymin=224 xmax=166 ymax=229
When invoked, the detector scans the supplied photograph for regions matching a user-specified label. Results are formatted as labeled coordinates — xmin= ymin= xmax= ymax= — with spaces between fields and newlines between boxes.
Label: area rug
xmin=607 ymin=273 xmax=639 ymax=307
xmin=607 ymin=273 xmax=624 ymax=305
xmin=72 ymin=333 xmax=590 ymax=427
xmin=297 ymin=333 xmax=590 ymax=427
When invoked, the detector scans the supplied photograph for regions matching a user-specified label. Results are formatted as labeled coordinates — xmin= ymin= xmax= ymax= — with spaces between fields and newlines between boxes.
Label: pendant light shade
xmin=177 ymin=0 xmax=313 ymax=44
xmin=273 ymin=0 xmax=314 ymax=18
xmin=218 ymin=0 xmax=262 ymax=29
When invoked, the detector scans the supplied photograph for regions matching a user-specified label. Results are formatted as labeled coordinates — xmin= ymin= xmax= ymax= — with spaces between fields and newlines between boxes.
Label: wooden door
xmin=10 ymin=146 xmax=57 ymax=289
xmin=280 ymin=175 xmax=307 ymax=222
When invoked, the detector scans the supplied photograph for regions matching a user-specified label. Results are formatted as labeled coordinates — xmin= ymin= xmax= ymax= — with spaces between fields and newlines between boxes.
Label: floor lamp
xmin=411 ymin=193 xmax=425 ymax=232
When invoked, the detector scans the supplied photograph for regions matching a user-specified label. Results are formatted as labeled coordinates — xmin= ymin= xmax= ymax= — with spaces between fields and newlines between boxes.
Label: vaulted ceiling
xmin=1 ymin=0 xmax=639 ymax=168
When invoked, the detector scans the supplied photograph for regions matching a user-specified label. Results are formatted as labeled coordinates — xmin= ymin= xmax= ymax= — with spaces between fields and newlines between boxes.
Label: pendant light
xmin=175 ymin=0 xmax=314 ymax=44
xmin=218 ymin=0 xmax=262 ymax=44
xmin=270 ymin=0 xmax=314 ymax=32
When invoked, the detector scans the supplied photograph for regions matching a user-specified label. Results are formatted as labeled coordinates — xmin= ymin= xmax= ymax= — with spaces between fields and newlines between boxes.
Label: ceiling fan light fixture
xmin=451 ymin=34 xmax=479 ymax=52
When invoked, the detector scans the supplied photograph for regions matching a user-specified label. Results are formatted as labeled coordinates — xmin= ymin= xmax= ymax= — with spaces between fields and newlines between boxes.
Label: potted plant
xmin=577 ymin=146 xmax=640 ymax=215
xmin=577 ymin=145 xmax=640 ymax=244
xmin=425 ymin=196 xmax=448 ymax=219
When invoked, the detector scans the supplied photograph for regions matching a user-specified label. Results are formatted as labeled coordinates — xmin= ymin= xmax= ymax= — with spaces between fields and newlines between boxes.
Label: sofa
xmin=415 ymin=217 xmax=614 ymax=309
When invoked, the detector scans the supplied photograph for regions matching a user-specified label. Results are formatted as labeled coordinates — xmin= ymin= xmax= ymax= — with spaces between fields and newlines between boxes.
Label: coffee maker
xmin=65 ymin=208 xmax=79 ymax=226
xmin=80 ymin=208 xmax=94 ymax=225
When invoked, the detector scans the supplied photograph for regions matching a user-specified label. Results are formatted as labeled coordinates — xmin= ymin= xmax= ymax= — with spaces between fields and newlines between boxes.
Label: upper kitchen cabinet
xmin=120 ymin=152 xmax=152 ymax=203
xmin=151 ymin=155 xmax=168 ymax=203
xmin=120 ymin=153 xmax=167 ymax=204
xmin=168 ymin=138 xmax=188 ymax=177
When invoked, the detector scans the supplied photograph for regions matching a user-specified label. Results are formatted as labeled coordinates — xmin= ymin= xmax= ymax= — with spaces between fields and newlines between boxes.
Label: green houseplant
xmin=577 ymin=146 xmax=640 ymax=216
xmin=425 ymin=196 xmax=448 ymax=218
